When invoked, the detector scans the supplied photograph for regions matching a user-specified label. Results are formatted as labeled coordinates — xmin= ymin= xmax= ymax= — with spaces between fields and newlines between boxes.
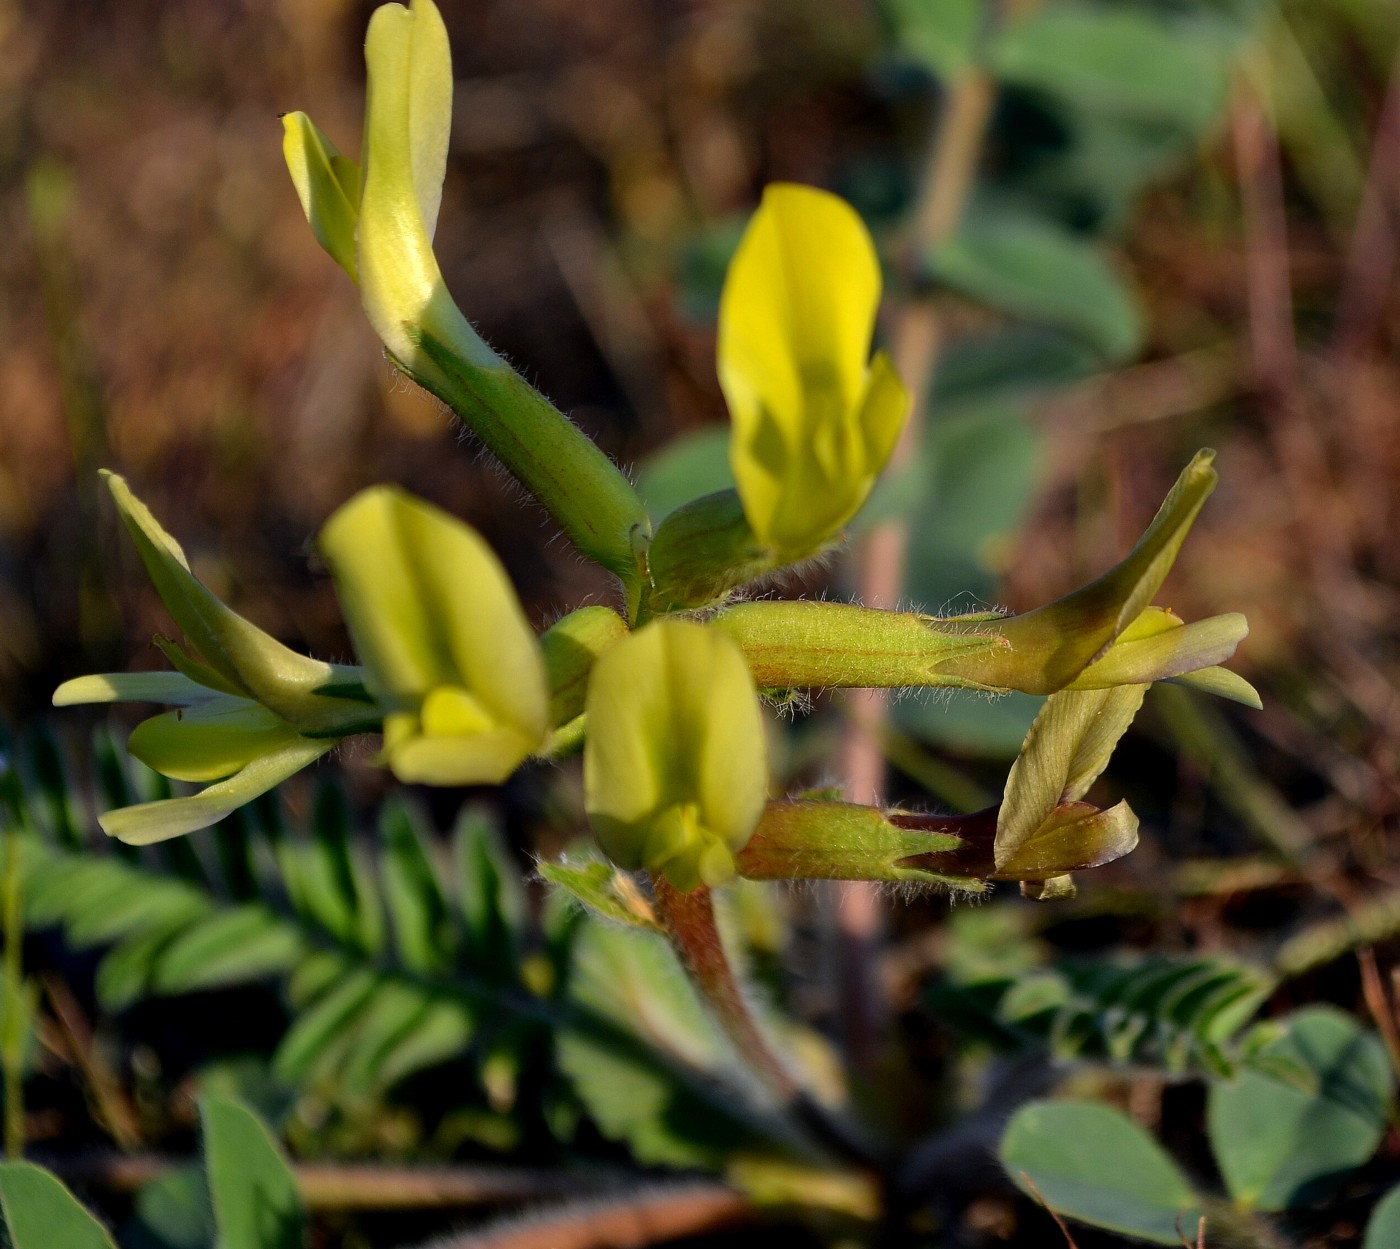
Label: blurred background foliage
xmin=4 ymin=0 xmax=1400 ymax=1245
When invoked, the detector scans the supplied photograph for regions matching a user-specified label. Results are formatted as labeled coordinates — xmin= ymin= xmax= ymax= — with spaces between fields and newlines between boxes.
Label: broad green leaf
xmin=1207 ymin=1006 xmax=1394 ymax=1211
xmin=999 ymin=1100 xmax=1200 ymax=1244
xmin=201 ymin=1096 xmax=305 ymax=1249
xmin=0 ymin=1162 xmax=117 ymax=1249
xmin=883 ymin=0 xmax=983 ymax=79
xmin=991 ymin=6 xmax=1235 ymax=131
xmin=1365 ymin=1186 xmax=1400 ymax=1249
xmin=127 ymin=1164 xmax=215 ymax=1249
xmin=636 ymin=428 xmax=735 ymax=523
xmin=929 ymin=209 xmax=1143 ymax=363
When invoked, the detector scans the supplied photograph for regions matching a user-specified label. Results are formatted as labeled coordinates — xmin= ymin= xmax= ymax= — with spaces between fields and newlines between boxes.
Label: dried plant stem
xmin=1333 ymin=34 xmax=1400 ymax=360
xmin=43 ymin=1152 xmax=624 ymax=1208
xmin=419 ymin=1183 xmax=755 ymax=1249
xmin=40 ymin=975 xmax=142 ymax=1152
xmin=837 ymin=64 xmax=997 ymax=1072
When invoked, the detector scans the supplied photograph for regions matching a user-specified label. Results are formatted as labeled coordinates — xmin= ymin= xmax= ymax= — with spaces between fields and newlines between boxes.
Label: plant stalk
xmin=650 ymin=877 xmax=878 ymax=1170
xmin=2 ymin=821 xmax=23 ymax=1159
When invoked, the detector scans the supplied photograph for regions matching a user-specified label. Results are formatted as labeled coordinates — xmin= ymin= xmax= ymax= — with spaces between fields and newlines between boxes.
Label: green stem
xmin=3 ymin=822 xmax=24 ymax=1159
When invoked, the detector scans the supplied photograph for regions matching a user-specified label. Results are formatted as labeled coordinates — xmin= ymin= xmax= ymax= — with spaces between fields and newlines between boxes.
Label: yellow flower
xmin=584 ymin=620 xmax=768 ymax=892
xmin=52 ymin=474 xmax=372 ymax=843
xmin=719 ymin=183 xmax=909 ymax=560
xmin=318 ymin=487 xmax=548 ymax=785
xmin=282 ymin=0 xmax=495 ymax=376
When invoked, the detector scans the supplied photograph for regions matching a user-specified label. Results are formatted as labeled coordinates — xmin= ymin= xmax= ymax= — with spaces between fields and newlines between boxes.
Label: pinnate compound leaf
xmin=999 ymin=1100 xmax=1200 ymax=1244
xmin=1207 ymin=1006 xmax=1393 ymax=1211
xmin=127 ymin=1164 xmax=215 ymax=1249
xmin=883 ymin=0 xmax=984 ymax=79
xmin=0 ymin=1162 xmax=117 ymax=1249
xmin=558 ymin=918 xmax=777 ymax=1168
xmin=380 ymin=797 xmax=452 ymax=974
xmin=201 ymin=1095 xmax=306 ymax=1249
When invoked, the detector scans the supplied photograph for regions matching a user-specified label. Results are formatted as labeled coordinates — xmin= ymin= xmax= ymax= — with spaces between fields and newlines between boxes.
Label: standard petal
xmin=584 ymin=619 xmax=768 ymax=889
xmin=358 ymin=0 xmax=494 ymax=372
xmin=719 ymin=183 xmax=899 ymax=556
xmin=318 ymin=487 xmax=548 ymax=749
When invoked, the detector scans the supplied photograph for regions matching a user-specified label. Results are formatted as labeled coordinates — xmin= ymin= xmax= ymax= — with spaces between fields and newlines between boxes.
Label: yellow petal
xmin=718 ymin=183 xmax=906 ymax=557
xmin=358 ymin=0 xmax=495 ymax=372
xmin=281 ymin=111 xmax=361 ymax=281
xmin=128 ymin=699 xmax=301 ymax=783
xmin=584 ymin=620 xmax=767 ymax=890
xmin=320 ymin=486 xmax=548 ymax=784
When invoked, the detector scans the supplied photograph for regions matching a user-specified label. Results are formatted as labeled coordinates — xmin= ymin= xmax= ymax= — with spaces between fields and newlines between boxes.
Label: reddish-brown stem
xmin=651 ymin=877 xmax=800 ymax=1101
xmin=650 ymin=877 xmax=878 ymax=1169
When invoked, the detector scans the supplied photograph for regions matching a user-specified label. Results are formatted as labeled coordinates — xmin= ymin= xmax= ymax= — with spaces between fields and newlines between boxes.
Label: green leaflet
xmin=201 ymin=1095 xmax=306 ymax=1249
xmin=1000 ymin=1101 xmax=1201 ymax=1245
xmin=0 ymin=1162 xmax=118 ymax=1249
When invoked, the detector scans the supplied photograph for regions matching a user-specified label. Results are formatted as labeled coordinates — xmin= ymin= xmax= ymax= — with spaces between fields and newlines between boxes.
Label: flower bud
xmin=719 ymin=183 xmax=909 ymax=561
xmin=584 ymin=620 xmax=767 ymax=892
xmin=318 ymin=486 xmax=548 ymax=786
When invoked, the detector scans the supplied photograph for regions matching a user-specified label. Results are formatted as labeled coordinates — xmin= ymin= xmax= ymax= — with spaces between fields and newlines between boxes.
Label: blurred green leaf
xmin=990 ymin=6 xmax=1235 ymax=131
xmin=1207 ymin=1006 xmax=1394 ymax=1211
xmin=1366 ymin=1185 xmax=1400 ymax=1249
xmin=455 ymin=807 xmax=527 ymax=973
xmin=999 ymin=1100 xmax=1201 ymax=1244
xmin=883 ymin=0 xmax=984 ymax=79
xmin=674 ymin=219 xmax=744 ymax=323
xmin=0 ymin=1162 xmax=117 ymax=1249
xmin=929 ymin=209 xmax=1144 ymax=362
xmin=558 ymin=918 xmax=781 ymax=1168
xmin=636 ymin=428 xmax=734 ymax=523
xmin=125 ymin=1165 xmax=214 ymax=1249
xmin=150 ymin=907 xmax=304 ymax=994
xmin=201 ymin=1095 xmax=305 ymax=1249
xmin=380 ymin=798 xmax=451 ymax=975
